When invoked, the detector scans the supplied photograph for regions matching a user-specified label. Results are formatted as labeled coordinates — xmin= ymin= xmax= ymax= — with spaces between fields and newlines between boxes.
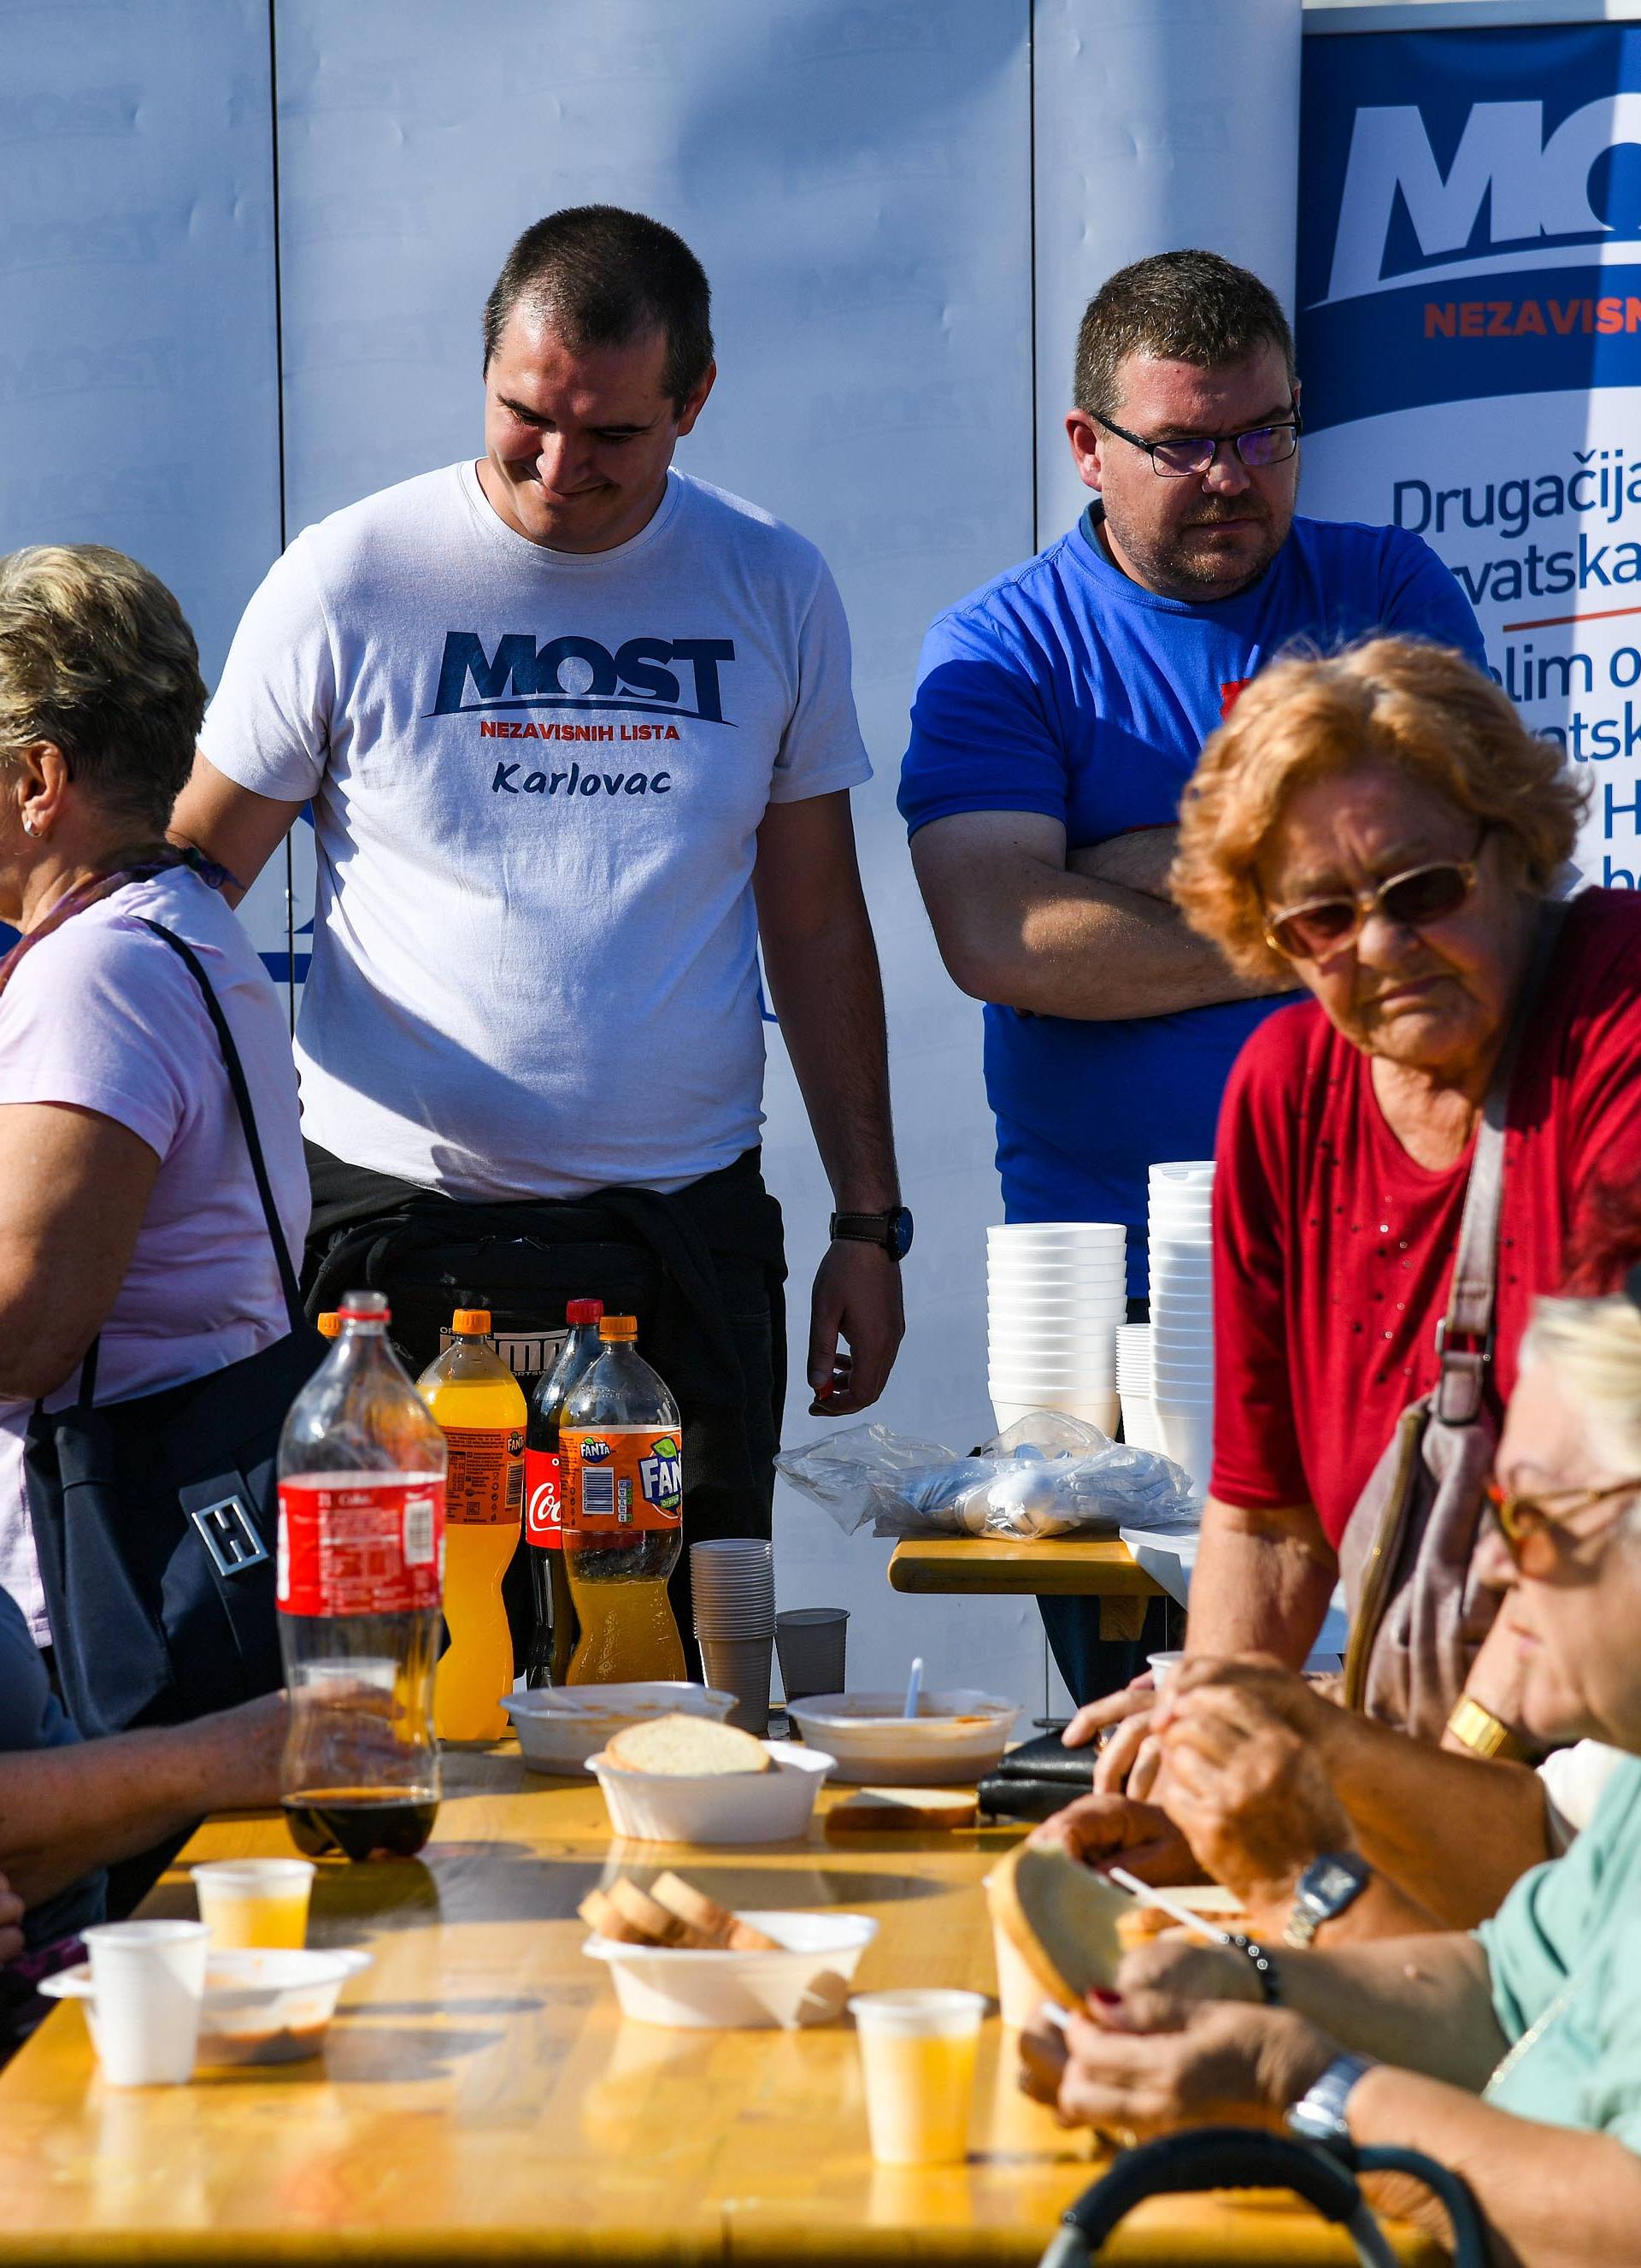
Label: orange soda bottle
xmin=417 ymin=1310 xmax=526 ymax=1741
xmin=560 ymin=1317 xmax=686 ymax=1683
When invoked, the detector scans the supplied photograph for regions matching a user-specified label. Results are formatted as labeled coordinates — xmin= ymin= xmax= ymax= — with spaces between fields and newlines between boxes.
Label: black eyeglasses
xmin=1092 ymin=402 xmax=1303 ymax=478
xmin=1262 ymin=845 xmax=1483 ymax=963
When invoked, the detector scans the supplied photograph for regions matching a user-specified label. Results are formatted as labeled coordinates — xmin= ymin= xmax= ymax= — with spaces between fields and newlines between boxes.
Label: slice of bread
xmin=985 ymin=1842 xmax=1136 ymax=2005
xmin=603 ymin=1875 xmax=715 ymax=1947
xmin=826 ymin=1787 xmax=979 ymax=1835
xmin=603 ymin=1714 xmax=770 ymax=1779
xmin=648 ymin=1870 xmax=781 ymax=1953
xmin=579 ymin=1887 xmax=659 ymax=1946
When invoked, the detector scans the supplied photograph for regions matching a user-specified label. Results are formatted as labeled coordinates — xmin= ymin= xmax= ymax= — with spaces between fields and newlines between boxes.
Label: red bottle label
xmin=277 ymin=1478 xmax=445 ymax=1617
xmin=524 ymin=1447 xmax=563 ymax=1548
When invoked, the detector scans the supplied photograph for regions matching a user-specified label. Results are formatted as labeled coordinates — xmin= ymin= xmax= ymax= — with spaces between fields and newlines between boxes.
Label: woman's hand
xmin=0 ymin=1869 xmax=24 ymax=1963
xmin=1021 ymin=1979 xmax=1340 ymax=2140
xmin=1151 ymin=1682 xmax=1356 ymax=1913
xmin=1028 ymin=1791 xmax=1201 ymax=1886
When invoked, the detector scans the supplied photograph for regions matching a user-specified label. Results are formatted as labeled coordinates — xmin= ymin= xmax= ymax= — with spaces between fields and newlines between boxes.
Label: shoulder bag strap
xmin=137 ymin=920 xmax=306 ymax=1333
xmin=1433 ymin=901 xmax=1568 ymax=1424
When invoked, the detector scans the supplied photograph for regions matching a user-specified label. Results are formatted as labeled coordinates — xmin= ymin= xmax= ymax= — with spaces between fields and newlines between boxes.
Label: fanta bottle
xmin=560 ymin=1317 xmax=686 ymax=1683
xmin=416 ymin=1311 xmax=526 ymax=1741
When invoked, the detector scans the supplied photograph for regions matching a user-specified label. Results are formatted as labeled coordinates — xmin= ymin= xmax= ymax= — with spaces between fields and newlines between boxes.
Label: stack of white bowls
xmin=1148 ymin=1163 xmax=1215 ymax=1487
xmin=1115 ymin=1323 xmax=1162 ymax=1452
xmin=691 ymin=1540 xmax=775 ymax=1735
xmin=986 ymin=1222 xmax=1126 ymax=1436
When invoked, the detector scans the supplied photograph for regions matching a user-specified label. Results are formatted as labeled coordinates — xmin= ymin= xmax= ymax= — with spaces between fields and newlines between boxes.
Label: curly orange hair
xmin=1171 ymin=637 xmax=1585 ymax=982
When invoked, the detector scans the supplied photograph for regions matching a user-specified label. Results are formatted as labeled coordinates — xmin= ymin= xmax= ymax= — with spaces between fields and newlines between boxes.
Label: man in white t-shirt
xmin=173 ymin=206 xmax=906 ymax=1591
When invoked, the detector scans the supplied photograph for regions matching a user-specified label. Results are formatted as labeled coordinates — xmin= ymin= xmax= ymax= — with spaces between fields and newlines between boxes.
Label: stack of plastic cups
xmin=1148 ymin=1162 xmax=1215 ymax=1490
xmin=691 ymin=1539 xmax=775 ymax=1735
xmin=1115 ymin=1323 xmax=1161 ymax=1452
xmin=985 ymin=1222 xmax=1126 ymax=1436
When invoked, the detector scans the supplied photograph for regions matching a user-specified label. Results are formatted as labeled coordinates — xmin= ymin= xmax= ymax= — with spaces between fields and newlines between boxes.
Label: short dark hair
xmin=0 ymin=544 xmax=205 ymax=835
xmin=482 ymin=205 xmax=714 ymax=411
xmin=1073 ymin=250 xmax=1295 ymax=422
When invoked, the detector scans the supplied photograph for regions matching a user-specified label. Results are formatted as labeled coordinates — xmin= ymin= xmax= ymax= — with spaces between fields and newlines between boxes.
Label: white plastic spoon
xmin=903 ymin=1655 xmax=925 ymax=1720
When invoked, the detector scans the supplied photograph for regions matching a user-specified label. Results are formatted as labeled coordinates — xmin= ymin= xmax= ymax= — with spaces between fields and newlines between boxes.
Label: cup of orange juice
xmin=192 ymin=1859 xmax=315 ymax=1950
xmin=848 ymin=1989 xmax=986 ymax=2165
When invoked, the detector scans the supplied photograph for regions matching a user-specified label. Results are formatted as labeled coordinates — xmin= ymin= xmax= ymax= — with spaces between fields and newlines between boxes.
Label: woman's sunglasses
xmin=1262 ymin=851 xmax=1481 ymax=963
xmin=1484 ymin=1476 xmax=1641 ymax=1579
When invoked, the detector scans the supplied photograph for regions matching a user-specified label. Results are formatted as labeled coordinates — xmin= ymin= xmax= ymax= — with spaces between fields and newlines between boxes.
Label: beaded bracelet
xmin=1226 ymin=1932 xmax=1283 ymax=2004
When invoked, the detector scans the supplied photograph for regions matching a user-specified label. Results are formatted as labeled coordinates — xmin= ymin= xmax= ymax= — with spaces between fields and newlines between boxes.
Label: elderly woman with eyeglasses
xmin=1021 ymin=1284 xmax=1641 ymax=2262
xmin=1071 ymin=637 xmax=1641 ymax=1782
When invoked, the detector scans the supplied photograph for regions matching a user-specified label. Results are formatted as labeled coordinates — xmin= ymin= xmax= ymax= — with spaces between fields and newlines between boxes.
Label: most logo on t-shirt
xmin=432 ymin=632 xmax=737 ymax=723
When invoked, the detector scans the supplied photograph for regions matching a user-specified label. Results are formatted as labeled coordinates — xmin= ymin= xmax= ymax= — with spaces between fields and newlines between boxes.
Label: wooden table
xmin=888 ymin=1537 xmax=1166 ymax=1600
xmin=0 ymin=1752 xmax=1438 ymax=2267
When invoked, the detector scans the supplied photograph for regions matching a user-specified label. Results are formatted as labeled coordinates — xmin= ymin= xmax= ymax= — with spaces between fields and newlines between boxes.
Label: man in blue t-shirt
xmin=902 ymin=250 xmax=1485 ymax=1286
xmin=899 ymin=250 xmax=1485 ymax=1700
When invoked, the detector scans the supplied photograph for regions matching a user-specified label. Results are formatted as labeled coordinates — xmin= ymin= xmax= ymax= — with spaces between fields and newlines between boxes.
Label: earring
xmin=21 ymin=818 xmax=38 ymax=837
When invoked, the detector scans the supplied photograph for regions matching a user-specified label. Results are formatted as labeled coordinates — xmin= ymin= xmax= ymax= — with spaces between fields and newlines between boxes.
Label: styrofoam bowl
xmin=988 ymin=1222 xmax=1126 ymax=1240
xmin=43 ymin=1948 xmax=373 ymax=2066
xmin=786 ymin=1688 xmax=1019 ymax=1784
xmin=503 ymin=1682 xmax=738 ymax=1776
xmin=991 ymin=1333 xmax=1124 ymax=1351
xmin=585 ymin=1739 xmax=832 ymax=1842
xmin=991 ymin=1392 xmax=1120 ymax=1434
xmin=585 ymin=1906 xmax=878 ymax=2029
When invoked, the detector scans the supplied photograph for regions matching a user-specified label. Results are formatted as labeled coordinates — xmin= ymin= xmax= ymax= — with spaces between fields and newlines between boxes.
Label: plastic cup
xmin=696 ymin=1632 xmax=773 ymax=1734
xmin=192 ymin=1859 xmax=315 ymax=1950
xmin=82 ymin=1920 xmax=209 ymax=2086
xmin=986 ymin=1892 xmax=1049 ymax=2029
xmin=775 ymin=1607 xmax=848 ymax=1703
xmin=1147 ymin=1651 xmax=1186 ymax=1690
xmin=850 ymin=1989 xmax=986 ymax=2164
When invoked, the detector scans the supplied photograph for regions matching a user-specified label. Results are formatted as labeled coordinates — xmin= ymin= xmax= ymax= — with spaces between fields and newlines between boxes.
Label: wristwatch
xmin=1285 ymin=1851 xmax=1373 ymax=1947
xmin=1287 ymin=2051 xmax=1378 ymax=2155
xmin=1446 ymin=1694 xmax=1536 ymax=1763
xmin=830 ymin=1207 xmax=914 ymax=1261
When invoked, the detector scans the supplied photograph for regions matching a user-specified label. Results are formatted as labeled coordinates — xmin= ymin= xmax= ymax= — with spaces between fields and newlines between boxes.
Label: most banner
xmin=1298 ymin=21 xmax=1641 ymax=891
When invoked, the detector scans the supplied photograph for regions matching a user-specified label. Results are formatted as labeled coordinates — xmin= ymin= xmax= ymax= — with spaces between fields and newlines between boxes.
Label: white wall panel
xmin=1032 ymin=0 xmax=1304 ymax=541
xmin=0 ymin=0 xmax=289 ymax=969
xmin=274 ymin=0 xmax=1048 ymax=1704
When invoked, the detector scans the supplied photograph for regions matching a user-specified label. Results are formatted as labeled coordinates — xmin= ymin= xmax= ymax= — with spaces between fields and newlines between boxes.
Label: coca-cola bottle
xmin=523 ymin=1298 xmax=603 ymax=1686
xmin=275 ymin=1289 xmax=448 ymax=1861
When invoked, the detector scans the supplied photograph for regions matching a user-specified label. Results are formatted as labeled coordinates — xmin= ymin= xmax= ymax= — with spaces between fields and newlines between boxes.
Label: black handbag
xmin=24 ymin=921 xmax=325 ymax=1738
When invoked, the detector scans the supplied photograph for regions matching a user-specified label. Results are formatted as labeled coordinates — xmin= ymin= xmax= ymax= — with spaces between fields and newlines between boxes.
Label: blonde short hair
xmin=1172 ymin=638 xmax=1585 ymax=983
xmin=0 ymin=544 xmax=205 ymax=835
xmin=1521 ymin=1294 xmax=1641 ymax=1480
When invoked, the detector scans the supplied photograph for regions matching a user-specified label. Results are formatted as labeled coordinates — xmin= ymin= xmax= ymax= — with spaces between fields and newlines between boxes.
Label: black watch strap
xmin=829 ymin=1207 xmax=912 ymax=1260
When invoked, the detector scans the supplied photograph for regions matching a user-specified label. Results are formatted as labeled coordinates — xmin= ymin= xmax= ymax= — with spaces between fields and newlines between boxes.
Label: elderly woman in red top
xmin=1078 ymin=636 xmax=1641 ymax=1773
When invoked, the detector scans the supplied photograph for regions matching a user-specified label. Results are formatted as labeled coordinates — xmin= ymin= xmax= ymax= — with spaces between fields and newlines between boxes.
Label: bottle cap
xmin=566 ymin=1299 xmax=604 ymax=1327
xmin=599 ymin=1315 xmax=638 ymax=1342
xmin=316 ymin=1312 xmax=341 ymax=1339
xmin=452 ymin=1308 xmax=491 ymax=1334
xmin=338 ymin=1290 xmax=390 ymax=1323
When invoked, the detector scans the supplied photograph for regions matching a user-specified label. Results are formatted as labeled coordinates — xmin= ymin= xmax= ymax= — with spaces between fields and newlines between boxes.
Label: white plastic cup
xmin=83 ymin=1920 xmax=209 ymax=2086
xmin=987 ymin=1900 xmax=1050 ymax=2029
xmin=849 ymin=1988 xmax=986 ymax=2164
xmin=1147 ymin=1651 xmax=1187 ymax=1690
xmin=192 ymin=1859 xmax=315 ymax=1950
